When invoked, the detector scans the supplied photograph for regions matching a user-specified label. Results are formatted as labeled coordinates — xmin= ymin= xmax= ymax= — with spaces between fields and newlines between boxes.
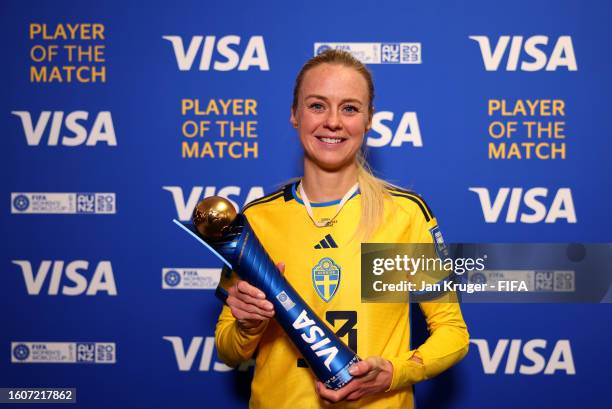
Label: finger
xmin=316 ymin=379 xmax=360 ymax=403
xmin=230 ymin=296 xmax=275 ymax=318
xmin=237 ymin=280 xmax=266 ymax=299
xmin=254 ymin=295 xmax=275 ymax=312
xmin=316 ymin=381 xmax=341 ymax=403
xmin=232 ymin=308 xmax=268 ymax=322
xmin=346 ymin=390 xmax=364 ymax=401
xmin=231 ymin=306 xmax=271 ymax=322
xmin=234 ymin=282 xmax=274 ymax=311
xmin=317 ymin=382 xmax=335 ymax=406
xmin=315 ymin=382 xmax=334 ymax=406
xmin=227 ymin=296 xmax=272 ymax=319
xmin=238 ymin=296 xmax=275 ymax=317
xmin=233 ymin=291 xmax=275 ymax=313
xmin=276 ymin=262 xmax=286 ymax=274
xmin=227 ymin=283 xmax=238 ymax=297
xmin=359 ymin=358 xmax=385 ymax=383
xmin=349 ymin=360 xmax=372 ymax=377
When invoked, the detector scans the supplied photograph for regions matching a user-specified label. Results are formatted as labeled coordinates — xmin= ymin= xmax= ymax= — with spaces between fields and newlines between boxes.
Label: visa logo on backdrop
xmin=163 ymin=35 xmax=269 ymax=71
xmin=163 ymin=336 xmax=254 ymax=372
xmin=469 ymin=35 xmax=577 ymax=71
xmin=367 ymin=111 xmax=422 ymax=148
xmin=163 ymin=186 xmax=264 ymax=221
xmin=471 ymin=339 xmax=575 ymax=375
xmin=469 ymin=187 xmax=576 ymax=223
xmin=11 ymin=111 xmax=117 ymax=146
xmin=12 ymin=260 xmax=117 ymax=296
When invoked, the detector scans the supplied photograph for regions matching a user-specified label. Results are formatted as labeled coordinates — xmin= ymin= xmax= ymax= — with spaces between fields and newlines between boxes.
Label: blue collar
xmin=291 ymin=182 xmax=360 ymax=207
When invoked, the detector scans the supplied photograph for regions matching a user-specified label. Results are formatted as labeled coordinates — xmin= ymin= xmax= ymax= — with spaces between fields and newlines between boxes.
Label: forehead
xmin=300 ymin=63 xmax=368 ymax=101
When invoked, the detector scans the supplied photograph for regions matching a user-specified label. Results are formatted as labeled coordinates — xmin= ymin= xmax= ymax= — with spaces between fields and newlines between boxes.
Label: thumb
xmin=276 ymin=262 xmax=286 ymax=274
xmin=348 ymin=360 xmax=371 ymax=376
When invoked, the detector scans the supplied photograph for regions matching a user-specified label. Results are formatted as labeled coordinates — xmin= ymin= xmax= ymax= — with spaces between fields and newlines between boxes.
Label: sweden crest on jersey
xmin=312 ymin=257 xmax=341 ymax=302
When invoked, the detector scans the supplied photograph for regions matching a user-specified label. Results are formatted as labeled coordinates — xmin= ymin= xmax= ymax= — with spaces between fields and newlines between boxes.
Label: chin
xmin=307 ymin=153 xmax=357 ymax=172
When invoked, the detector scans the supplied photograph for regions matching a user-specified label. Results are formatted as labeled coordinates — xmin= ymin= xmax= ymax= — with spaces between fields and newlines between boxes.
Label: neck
xmin=301 ymin=161 xmax=359 ymax=202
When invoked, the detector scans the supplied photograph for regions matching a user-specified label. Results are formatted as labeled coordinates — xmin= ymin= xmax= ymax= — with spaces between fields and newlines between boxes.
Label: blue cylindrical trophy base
xmin=206 ymin=215 xmax=360 ymax=390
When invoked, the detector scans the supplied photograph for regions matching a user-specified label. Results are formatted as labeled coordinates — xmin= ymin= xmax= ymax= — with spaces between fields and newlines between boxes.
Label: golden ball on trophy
xmin=191 ymin=196 xmax=237 ymax=240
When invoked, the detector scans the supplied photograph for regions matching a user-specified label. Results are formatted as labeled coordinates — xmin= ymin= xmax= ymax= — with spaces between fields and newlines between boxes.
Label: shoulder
xmin=242 ymin=183 xmax=295 ymax=214
xmin=384 ymin=184 xmax=435 ymax=223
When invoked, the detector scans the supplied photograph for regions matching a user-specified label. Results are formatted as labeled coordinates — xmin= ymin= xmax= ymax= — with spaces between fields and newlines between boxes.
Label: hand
xmin=226 ymin=262 xmax=285 ymax=330
xmin=315 ymin=356 xmax=393 ymax=404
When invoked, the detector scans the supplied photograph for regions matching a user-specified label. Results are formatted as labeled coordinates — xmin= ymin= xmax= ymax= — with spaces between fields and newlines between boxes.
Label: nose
xmin=324 ymin=109 xmax=342 ymax=130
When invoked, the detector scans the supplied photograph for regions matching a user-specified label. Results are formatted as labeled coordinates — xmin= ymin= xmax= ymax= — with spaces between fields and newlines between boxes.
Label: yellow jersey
xmin=215 ymin=182 xmax=469 ymax=409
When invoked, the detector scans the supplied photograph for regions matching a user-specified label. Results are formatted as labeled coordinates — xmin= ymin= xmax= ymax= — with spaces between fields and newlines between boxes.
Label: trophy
xmin=173 ymin=196 xmax=360 ymax=390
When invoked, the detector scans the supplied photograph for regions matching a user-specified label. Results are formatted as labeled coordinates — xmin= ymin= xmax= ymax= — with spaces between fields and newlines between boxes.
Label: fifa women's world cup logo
xmin=173 ymin=196 xmax=360 ymax=390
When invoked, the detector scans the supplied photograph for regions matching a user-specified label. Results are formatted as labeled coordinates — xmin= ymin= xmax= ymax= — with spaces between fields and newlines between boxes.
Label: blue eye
xmin=343 ymin=105 xmax=359 ymax=113
xmin=309 ymin=102 xmax=325 ymax=111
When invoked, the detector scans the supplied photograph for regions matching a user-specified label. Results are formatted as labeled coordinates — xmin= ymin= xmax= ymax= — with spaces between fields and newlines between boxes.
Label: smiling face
xmin=291 ymin=63 xmax=371 ymax=172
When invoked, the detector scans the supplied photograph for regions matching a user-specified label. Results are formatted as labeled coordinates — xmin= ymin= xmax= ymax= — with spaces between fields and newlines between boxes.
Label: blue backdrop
xmin=2 ymin=1 xmax=611 ymax=407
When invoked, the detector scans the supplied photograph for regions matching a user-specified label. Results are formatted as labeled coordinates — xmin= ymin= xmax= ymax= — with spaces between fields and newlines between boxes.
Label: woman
xmin=215 ymin=49 xmax=469 ymax=408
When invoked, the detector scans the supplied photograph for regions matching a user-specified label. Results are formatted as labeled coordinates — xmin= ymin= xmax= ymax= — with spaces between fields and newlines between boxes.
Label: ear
xmin=290 ymin=107 xmax=298 ymax=128
xmin=365 ymin=106 xmax=375 ymax=131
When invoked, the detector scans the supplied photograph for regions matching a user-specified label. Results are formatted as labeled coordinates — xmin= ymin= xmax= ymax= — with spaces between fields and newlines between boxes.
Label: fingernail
xmin=258 ymin=292 xmax=265 ymax=299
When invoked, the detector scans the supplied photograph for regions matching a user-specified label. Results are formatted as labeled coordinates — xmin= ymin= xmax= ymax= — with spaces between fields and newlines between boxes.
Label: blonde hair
xmin=292 ymin=49 xmax=392 ymax=241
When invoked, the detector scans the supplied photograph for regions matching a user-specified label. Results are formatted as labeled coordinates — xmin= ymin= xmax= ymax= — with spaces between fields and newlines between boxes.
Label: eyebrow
xmin=304 ymin=94 xmax=363 ymax=105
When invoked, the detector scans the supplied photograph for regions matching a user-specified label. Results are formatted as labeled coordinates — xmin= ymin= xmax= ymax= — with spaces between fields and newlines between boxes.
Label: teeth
xmin=321 ymin=137 xmax=342 ymax=144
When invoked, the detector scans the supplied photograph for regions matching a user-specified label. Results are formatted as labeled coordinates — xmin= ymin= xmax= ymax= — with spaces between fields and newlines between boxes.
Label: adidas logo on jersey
xmin=314 ymin=234 xmax=338 ymax=249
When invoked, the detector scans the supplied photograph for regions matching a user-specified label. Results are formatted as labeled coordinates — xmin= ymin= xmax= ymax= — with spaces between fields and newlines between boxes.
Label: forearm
xmin=385 ymin=303 xmax=469 ymax=391
xmin=215 ymin=305 xmax=268 ymax=367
